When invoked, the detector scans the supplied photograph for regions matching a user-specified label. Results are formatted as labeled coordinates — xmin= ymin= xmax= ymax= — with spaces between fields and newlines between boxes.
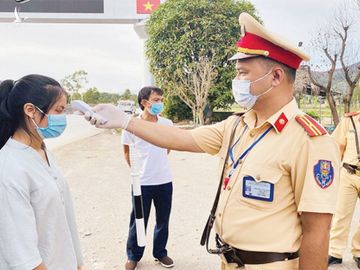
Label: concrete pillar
xmin=133 ymin=19 xmax=154 ymax=86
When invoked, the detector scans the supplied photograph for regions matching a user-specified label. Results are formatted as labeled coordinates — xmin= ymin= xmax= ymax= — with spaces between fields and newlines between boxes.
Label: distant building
xmin=295 ymin=65 xmax=320 ymax=96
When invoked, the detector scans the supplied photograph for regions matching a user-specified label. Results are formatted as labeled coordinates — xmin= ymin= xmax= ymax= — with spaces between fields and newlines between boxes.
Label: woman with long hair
xmin=0 ymin=75 xmax=83 ymax=270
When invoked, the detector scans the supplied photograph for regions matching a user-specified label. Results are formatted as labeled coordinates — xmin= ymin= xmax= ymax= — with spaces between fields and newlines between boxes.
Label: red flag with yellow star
xmin=137 ymin=0 xmax=160 ymax=14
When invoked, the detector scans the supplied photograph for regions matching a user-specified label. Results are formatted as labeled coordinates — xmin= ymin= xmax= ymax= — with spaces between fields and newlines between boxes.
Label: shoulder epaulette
xmin=295 ymin=114 xmax=327 ymax=137
xmin=345 ymin=111 xmax=360 ymax=117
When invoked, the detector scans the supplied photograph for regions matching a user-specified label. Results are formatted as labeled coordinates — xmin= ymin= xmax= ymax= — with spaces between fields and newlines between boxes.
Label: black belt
xmin=215 ymin=236 xmax=299 ymax=266
xmin=343 ymin=163 xmax=360 ymax=175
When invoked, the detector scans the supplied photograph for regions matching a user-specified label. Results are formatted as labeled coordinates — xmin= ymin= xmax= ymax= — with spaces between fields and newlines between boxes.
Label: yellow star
xmin=144 ymin=1 xmax=154 ymax=11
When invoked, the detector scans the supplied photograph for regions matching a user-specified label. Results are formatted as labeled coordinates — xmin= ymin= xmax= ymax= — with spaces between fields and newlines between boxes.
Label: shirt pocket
xmin=237 ymin=165 xmax=283 ymax=210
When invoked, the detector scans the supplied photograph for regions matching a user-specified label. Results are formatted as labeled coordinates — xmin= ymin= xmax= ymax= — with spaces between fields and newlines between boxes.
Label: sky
xmin=0 ymin=0 xmax=355 ymax=94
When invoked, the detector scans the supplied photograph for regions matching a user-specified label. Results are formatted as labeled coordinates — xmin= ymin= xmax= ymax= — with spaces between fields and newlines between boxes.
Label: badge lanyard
xmin=224 ymin=126 xmax=273 ymax=189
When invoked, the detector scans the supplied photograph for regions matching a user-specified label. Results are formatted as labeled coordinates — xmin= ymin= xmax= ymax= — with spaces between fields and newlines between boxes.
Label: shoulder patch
xmin=295 ymin=114 xmax=327 ymax=137
xmin=313 ymin=160 xmax=334 ymax=189
xmin=345 ymin=111 xmax=360 ymax=117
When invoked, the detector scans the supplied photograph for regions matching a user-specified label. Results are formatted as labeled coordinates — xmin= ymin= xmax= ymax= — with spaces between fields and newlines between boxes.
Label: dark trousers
xmin=126 ymin=182 xmax=173 ymax=261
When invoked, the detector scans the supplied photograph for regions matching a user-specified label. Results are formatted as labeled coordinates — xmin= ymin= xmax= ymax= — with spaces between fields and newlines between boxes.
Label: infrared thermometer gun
xmin=71 ymin=100 xmax=108 ymax=125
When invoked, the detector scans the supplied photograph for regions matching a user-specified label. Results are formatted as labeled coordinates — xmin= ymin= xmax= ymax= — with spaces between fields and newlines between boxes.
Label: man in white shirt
xmin=121 ymin=87 xmax=174 ymax=270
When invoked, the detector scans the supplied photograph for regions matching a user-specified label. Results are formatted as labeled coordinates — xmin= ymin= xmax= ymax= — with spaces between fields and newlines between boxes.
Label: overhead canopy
xmin=0 ymin=0 xmax=158 ymax=24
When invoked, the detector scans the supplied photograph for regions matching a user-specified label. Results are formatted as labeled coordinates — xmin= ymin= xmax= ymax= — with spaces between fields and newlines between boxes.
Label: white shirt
xmin=0 ymin=139 xmax=83 ymax=270
xmin=121 ymin=115 xmax=173 ymax=186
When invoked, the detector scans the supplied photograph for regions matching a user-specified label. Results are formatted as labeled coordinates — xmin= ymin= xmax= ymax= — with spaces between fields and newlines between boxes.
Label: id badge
xmin=242 ymin=176 xmax=274 ymax=202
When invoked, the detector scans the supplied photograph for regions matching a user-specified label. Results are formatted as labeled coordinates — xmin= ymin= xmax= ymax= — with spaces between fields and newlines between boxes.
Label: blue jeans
xmin=126 ymin=182 xmax=173 ymax=261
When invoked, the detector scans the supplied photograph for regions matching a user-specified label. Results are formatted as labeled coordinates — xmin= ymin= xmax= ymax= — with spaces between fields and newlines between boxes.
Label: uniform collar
xmin=242 ymin=98 xmax=300 ymax=134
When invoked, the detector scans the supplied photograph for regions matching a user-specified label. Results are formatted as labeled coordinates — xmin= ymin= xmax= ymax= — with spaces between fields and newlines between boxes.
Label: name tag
xmin=242 ymin=176 xmax=274 ymax=202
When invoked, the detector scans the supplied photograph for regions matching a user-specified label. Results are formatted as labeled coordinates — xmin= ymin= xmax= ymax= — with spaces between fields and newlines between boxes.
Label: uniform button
xmin=256 ymin=175 xmax=261 ymax=180
xmin=218 ymin=213 xmax=222 ymax=217
xmin=250 ymin=131 xmax=255 ymax=137
xmin=227 ymin=186 xmax=231 ymax=191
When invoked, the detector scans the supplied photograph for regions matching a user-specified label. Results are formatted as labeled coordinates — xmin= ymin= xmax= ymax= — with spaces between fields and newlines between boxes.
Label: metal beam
xmin=0 ymin=17 xmax=142 ymax=24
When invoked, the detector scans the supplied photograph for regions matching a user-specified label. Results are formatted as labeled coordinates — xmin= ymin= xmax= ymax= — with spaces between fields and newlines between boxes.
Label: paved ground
xmin=52 ymin=131 xmax=360 ymax=270
xmin=46 ymin=115 xmax=102 ymax=151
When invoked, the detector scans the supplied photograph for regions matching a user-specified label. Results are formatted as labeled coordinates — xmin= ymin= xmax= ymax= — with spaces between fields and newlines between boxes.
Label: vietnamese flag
xmin=137 ymin=0 xmax=160 ymax=14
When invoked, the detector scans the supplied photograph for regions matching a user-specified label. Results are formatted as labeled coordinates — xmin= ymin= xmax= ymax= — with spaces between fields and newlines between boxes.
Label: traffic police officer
xmin=328 ymin=111 xmax=360 ymax=268
xmin=86 ymin=13 xmax=340 ymax=270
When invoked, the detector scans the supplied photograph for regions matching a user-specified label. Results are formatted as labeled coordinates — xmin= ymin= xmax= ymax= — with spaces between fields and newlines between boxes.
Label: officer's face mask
xmin=232 ymin=69 xmax=274 ymax=109
xmin=147 ymin=101 xmax=164 ymax=116
xmin=31 ymin=106 xmax=67 ymax=139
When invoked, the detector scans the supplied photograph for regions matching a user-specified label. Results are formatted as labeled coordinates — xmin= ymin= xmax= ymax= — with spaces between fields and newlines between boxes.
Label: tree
xmin=164 ymin=95 xmax=193 ymax=122
xmin=307 ymin=27 xmax=340 ymax=125
xmin=307 ymin=2 xmax=360 ymax=125
xmin=173 ymin=55 xmax=218 ymax=125
xmin=120 ymin=89 xmax=137 ymax=103
xmin=61 ymin=70 xmax=88 ymax=99
xmin=335 ymin=10 xmax=360 ymax=113
xmin=82 ymin=87 xmax=100 ymax=104
xmin=120 ymin=89 xmax=133 ymax=100
xmin=146 ymin=0 xmax=258 ymax=124
xmin=99 ymin=92 xmax=121 ymax=104
xmin=71 ymin=92 xmax=82 ymax=101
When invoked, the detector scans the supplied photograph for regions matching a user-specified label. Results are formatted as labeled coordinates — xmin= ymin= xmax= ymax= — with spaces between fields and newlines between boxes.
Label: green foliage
xmin=120 ymin=89 xmax=138 ymax=103
xmin=98 ymin=92 xmax=121 ymax=104
xmin=82 ymin=87 xmax=121 ymax=105
xmin=83 ymin=87 xmax=101 ymax=104
xmin=352 ymin=85 xmax=360 ymax=102
xmin=121 ymin=89 xmax=133 ymax=100
xmin=71 ymin=92 xmax=82 ymax=101
xmin=146 ymin=0 xmax=258 ymax=120
xmin=164 ymin=95 xmax=192 ymax=121
xmin=306 ymin=110 xmax=320 ymax=121
xmin=61 ymin=70 xmax=88 ymax=94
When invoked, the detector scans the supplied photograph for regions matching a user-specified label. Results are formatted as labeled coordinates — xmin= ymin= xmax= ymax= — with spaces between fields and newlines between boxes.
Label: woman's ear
xmin=23 ymin=103 xmax=36 ymax=119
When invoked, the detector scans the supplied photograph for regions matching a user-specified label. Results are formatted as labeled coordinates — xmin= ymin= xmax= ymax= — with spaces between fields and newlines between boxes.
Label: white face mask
xmin=232 ymin=70 xmax=274 ymax=109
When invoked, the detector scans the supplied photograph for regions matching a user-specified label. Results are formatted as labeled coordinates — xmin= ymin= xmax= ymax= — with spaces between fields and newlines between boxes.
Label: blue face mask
xmin=148 ymin=102 xmax=164 ymax=116
xmin=32 ymin=106 xmax=67 ymax=139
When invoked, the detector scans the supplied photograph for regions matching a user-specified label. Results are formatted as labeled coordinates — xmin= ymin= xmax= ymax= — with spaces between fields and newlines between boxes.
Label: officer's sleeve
xmin=331 ymin=117 xmax=348 ymax=153
xmin=190 ymin=120 xmax=226 ymax=155
xmin=0 ymin=179 xmax=42 ymax=270
xmin=291 ymin=135 xmax=340 ymax=214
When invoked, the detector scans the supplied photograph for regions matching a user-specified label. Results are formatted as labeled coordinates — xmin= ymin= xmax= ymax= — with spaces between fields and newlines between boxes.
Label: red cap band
xmin=236 ymin=32 xmax=303 ymax=69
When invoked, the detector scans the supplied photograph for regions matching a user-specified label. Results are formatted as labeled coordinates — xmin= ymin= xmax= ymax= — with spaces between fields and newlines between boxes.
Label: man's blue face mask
xmin=31 ymin=106 xmax=67 ymax=139
xmin=148 ymin=102 xmax=164 ymax=116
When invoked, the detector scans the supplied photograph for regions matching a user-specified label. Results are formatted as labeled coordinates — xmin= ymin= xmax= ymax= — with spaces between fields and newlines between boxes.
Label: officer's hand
xmin=84 ymin=104 xmax=131 ymax=129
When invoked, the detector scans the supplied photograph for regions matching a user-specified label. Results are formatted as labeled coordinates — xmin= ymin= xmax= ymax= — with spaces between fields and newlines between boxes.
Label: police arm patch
xmin=313 ymin=160 xmax=334 ymax=189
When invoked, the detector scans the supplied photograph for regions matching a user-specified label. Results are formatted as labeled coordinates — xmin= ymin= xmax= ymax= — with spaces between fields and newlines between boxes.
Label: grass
xmin=214 ymin=98 xmax=360 ymax=127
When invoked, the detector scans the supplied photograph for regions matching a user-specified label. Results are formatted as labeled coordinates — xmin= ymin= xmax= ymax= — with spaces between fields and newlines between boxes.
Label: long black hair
xmin=0 ymin=74 xmax=66 ymax=149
